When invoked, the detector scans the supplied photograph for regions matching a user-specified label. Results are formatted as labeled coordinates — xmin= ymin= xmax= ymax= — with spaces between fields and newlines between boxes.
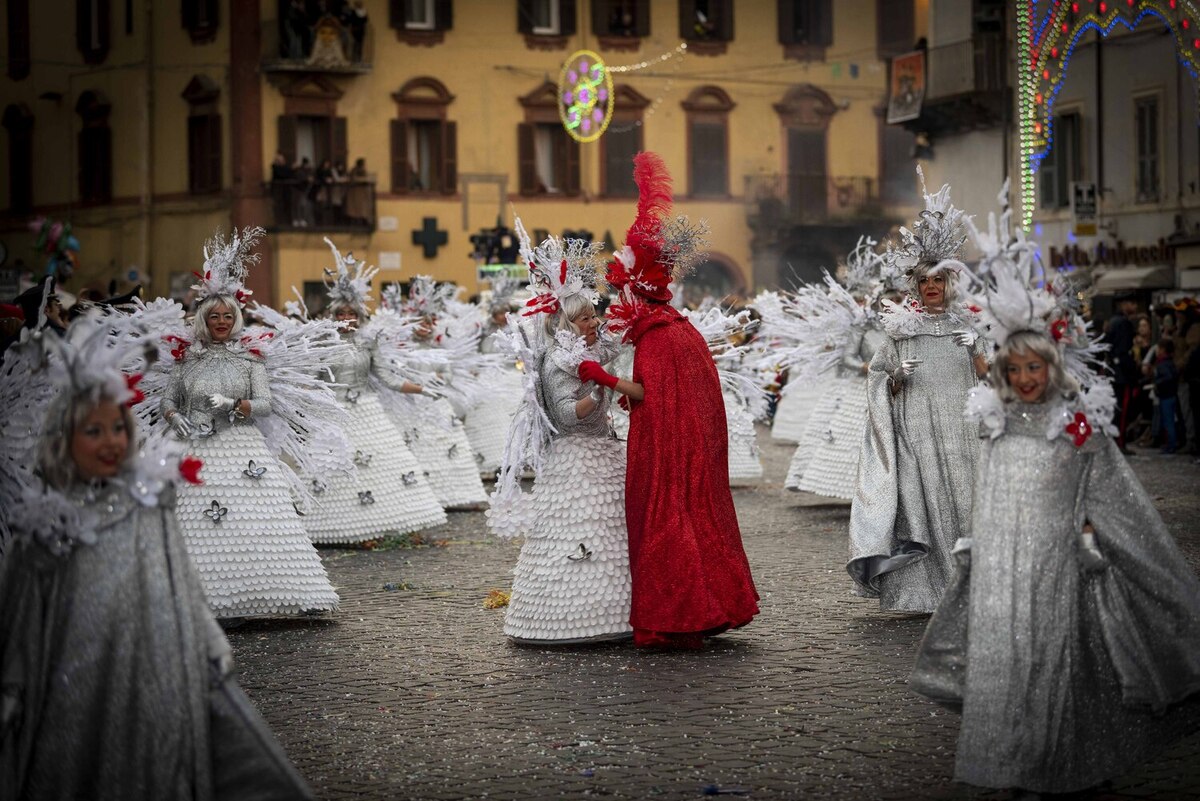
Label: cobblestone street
xmin=228 ymin=430 xmax=1200 ymax=801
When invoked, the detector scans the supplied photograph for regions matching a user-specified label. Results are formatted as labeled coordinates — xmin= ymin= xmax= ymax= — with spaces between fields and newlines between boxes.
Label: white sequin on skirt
xmin=399 ymin=398 xmax=489 ymax=510
xmin=771 ymin=380 xmax=821 ymax=443
xmin=463 ymin=369 xmax=524 ymax=478
xmin=784 ymin=376 xmax=847 ymax=489
xmin=796 ymin=376 xmax=867 ymax=500
xmin=176 ymin=425 xmax=339 ymax=618
xmin=725 ymin=390 xmax=763 ymax=485
xmin=302 ymin=391 xmax=447 ymax=544
xmin=505 ymin=435 xmax=633 ymax=643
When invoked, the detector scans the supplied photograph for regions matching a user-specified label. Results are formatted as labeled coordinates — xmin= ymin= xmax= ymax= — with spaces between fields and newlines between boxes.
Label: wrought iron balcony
xmin=895 ymin=33 xmax=1007 ymax=136
xmin=262 ymin=13 xmax=373 ymax=75
xmin=744 ymin=174 xmax=880 ymax=226
xmin=268 ymin=178 xmax=375 ymax=233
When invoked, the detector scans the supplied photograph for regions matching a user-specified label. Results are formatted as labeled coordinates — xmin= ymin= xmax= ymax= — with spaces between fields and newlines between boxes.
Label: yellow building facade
xmin=1 ymin=0 xmax=921 ymax=307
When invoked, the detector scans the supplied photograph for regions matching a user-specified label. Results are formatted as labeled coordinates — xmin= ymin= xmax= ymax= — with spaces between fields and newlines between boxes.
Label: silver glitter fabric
xmin=162 ymin=344 xmax=339 ymax=618
xmin=0 ymin=484 xmax=313 ymax=799
xmin=848 ymin=312 xmax=986 ymax=612
xmin=301 ymin=339 xmax=446 ymax=544
xmin=503 ymin=341 xmax=633 ymax=644
xmin=911 ymin=403 xmax=1200 ymax=793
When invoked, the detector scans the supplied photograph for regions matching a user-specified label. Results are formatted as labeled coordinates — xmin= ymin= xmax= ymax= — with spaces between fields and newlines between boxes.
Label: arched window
xmin=390 ymin=77 xmax=457 ymax=195
xmin=517 ymin=81 xmax=579 ymax=196
xmin=182 ymin=76 xmax=222 ymax=194
xmin=76 ymin=91 xmax=112 ymax=203
xmin=3 ymin=105 xmax=34 ymax=213
xmin=76 ymin=0 xmax=111 ymax=65
xmin=683 ymin=86 xmax=735 ymax=198
xmin=601 ymin=85 xmax=649 ymax=198
xmin=774 ymin=84 xmax=836 ymax=220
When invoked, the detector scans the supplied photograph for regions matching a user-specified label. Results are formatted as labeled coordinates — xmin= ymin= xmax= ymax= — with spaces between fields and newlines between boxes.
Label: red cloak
xmin=625 ymin=305 xmax=759 ymax=644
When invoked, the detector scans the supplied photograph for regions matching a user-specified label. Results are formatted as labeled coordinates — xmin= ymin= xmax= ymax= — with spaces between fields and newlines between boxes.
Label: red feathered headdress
xmin=606 ymin=152 xmax=675 ymax=302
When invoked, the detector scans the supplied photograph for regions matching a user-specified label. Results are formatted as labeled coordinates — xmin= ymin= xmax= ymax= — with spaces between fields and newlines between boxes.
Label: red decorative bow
xmin=124 ymin=374 xmax=145 ymax=407
xmin=1050 ymin=318 xmax=1068 ymax=342
xmin=178 ymin=456 xmax=204 ymax=485
xmin=164 ymin=334 xmax=190 ymax=361
xmin=1065 ymin=412 xmax=1092 ymax=447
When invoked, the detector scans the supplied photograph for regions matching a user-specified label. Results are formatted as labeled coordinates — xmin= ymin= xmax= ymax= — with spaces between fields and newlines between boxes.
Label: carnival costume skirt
xmin=463 ymin=369 xmax=524 ymax=478
xmin=724 ymin=390 xmax=763 ymax=486
xmin=784 ymin=376 xmax=848 ymax=490
xmin=302 ymin=391 xmax=447 ymax=544
xmin=176 ymin=425 xmax=339 ymax=618
xmin=796 ymin=375 xmax=867 ymax=500
xmin=771 ymin=379 xmax=821 ymax=443
xmin=400 ymin=397 xmax=489 ymax=510
xmin=505 ymin=434 xmax=633 ymax=644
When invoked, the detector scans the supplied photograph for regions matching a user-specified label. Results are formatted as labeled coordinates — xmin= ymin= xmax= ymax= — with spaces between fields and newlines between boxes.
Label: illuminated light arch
xmin=1017 ymin=0 xmax=1200 ymax=229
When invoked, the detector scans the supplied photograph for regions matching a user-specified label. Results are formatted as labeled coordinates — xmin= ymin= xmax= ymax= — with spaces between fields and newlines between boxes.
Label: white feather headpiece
xmin=322 ymin=237 xmax=378 ymax=317
xmin=884 ymin=166 xmax=968 ymax=277
xmin=514 ymin=215 xmax=604 ymax=317
xmin=192 ymin=226 xmax=265 ymax=303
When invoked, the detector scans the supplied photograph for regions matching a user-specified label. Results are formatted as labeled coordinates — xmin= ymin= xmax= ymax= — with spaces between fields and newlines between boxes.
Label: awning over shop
xmin=1092 ymin=265 xmax=1175 ymax=293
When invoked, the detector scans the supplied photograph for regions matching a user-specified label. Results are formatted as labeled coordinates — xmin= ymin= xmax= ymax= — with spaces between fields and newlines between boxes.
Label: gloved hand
xmin=578 ymin=360 xmax=619 ymax=389
xmin=1079 ymin=531 xmax=1106 ymax=572
xmin=168 ymin=413 xmax=194 ymax=439
xmin=890 ymin=359 xmax=922 ymax=384
xmin=617 ymin=395 xmax=630 ymax=412
xmin=208 ymin=393 xmax=237 ymax=412
xmin=952 ymin=328 xmax=978 ymax=348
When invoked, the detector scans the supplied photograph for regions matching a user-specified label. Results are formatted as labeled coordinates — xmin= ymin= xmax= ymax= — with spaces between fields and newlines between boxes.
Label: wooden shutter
xmin=441 ymin=121 xmax=457 ymax=195
xmin=388 ymin=0 xmax=404 ymax=29
xmin=205 ymin=114 xmax=222 ymax=192
xmin=81 ymin=126 xmax=113 ymax=201
xmin=634 ymin=0 xmax=650 ymax=36
xmin=563 ymin=133 xmax=581 ymax=196
xmin=518 ymin=123 xmax=536 ymax=195
xmin=559 ymin=0 xmax=577 ymax=36
xmin=277 ymin=115 xmax=297 ymax=164
xmin=434 ymin=0 xmax=453 ymax=30
xmin=777 ymin=0 xmax=797 ymax=44
xmin=332 ymin=116 xmax=348 ymax=168
xmin=678 ymin=0 xmax=695 ymax=39
xmin=591 ymin=0 xmax=609 ymax=36
xmin=76 ymin=0 xmax=111 ymax=64
xmin=817 ymin=0 xmax=832 ymax=46
xmin=187 ymin=115 xmax=202 ymax=193
xmin=390 ymin=119 xmax=409 ymax=193
xmin=716 ymin=0 xmax=734 ymax=41
xmin=182 ymin=0 xmax=197 ymax=30
xmin=8 ymin=0 xmax=31 ymax=80
xmin=517 ymin=0 xmax=533 ymax=34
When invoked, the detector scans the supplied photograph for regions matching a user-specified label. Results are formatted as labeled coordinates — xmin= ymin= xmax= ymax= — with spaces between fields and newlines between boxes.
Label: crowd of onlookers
xmin=1105 ymin=293 xmax=1200 ymax=459
xmin=270 ymin=152 xmax=374 ymax=229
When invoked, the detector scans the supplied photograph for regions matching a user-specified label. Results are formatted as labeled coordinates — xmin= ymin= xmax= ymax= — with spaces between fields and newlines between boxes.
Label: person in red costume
xmin=579 ymin=152 xmax=760 ymax=649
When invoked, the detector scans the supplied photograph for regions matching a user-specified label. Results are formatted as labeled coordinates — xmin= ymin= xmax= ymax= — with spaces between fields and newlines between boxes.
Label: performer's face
xmin=206 ymin=303 xmax=237 ymax=342
xmin=335 ymin=306 xmax=360 ymax=331
xmin=572 ymin=307 xmax=600 ymax=345
xmin=1005 ymin=349 xmax=1049 ymax=404
xmin=917 ymin=272 xmax=946 ymax=310
xmin=71 ymin=399 xmax=130 ymax=481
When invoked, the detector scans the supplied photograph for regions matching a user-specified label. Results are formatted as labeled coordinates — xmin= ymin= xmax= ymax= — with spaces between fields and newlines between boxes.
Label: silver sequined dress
xmin=503 ymin=340 xmax=633 ymax=644
xmin=301 ymin=337 xmax=447 ymax=544
xmin=848 ymin=311 xmax=985 ymax=612
xmin=162 ymin=343 xmax=339 ymax=618
xmin=911 ymin=401 xmax=1200 ymax=792
xmin=793 ymin=324 xmax=888 ymax=499
xmin=0 ymin=483 xmax=313 ymax=800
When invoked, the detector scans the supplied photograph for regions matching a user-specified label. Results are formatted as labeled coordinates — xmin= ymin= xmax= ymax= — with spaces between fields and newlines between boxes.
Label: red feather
xmin=178 ymin=456 xmax=204 ymax=485
xmin=559 ymin=259 xmax=568 ymax=286
xmin=629 ymin=152 xmax=673 ymax=237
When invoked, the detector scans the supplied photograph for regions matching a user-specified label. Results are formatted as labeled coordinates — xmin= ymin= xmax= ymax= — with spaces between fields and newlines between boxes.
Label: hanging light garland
xmin=1018 ymin=0 xmax=1200 ymax=230
xmin=558 ymin=43 xmax=688 ymax=142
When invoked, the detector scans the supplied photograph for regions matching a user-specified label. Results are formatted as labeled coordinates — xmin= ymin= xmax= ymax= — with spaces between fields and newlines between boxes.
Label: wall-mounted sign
xmin=1071 ymin=181 xmax=1097 ymax=237
xmin=886 ymin=51 xmax=925 ymax=124
xmin=1048 ymin=238 xmax=1176 ymax=269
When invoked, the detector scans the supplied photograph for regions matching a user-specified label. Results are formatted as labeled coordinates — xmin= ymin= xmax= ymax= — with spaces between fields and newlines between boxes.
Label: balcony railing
xmin=261 ymin=13 xmax=374 ymax=74
xmin=745 ymin=174 xmax=879 ymax=225
xmin=269 ymin=178 xmax=375 ymax=233
xmin=925 ymin=33 xmax=1004 ymax=101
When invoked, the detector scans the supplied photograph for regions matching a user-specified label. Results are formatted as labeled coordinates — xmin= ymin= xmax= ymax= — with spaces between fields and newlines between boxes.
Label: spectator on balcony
xmin=345 ymin=158 xmax=371 ymax=226
xmin=342 ymin=0 xmax=368 ymax=62
xmin=284 ymin=0 xmax=310 ymax=60
xmin=330 ymin=160 xmax=349 ymax=222
xmin=292 ymin=156 xmax=314 ymax=227
xmin=271 ymin=151 xmax=293 ymax=228
xmin=313 ymin=159 xmax=334 ymax=225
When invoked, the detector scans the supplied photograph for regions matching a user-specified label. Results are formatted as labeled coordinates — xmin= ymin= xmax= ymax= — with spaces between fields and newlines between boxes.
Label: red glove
xmin=617 ymin=395 xmax=630 ymax=411
xmin=578 ymin=360 xmax=619 ymax=389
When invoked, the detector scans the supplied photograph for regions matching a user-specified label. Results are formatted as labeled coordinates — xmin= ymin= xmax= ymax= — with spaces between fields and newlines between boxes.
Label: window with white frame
xmin=405 ymin=0 xmax=435 ymax=29
xmin=530 ymin=0 xmax=560 ymax=34
xmin=1135 ymin=95 xmax=1160 ymax=203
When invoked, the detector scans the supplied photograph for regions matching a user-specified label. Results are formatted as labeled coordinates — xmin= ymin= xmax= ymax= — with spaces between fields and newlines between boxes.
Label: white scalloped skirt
xmin=463 ymin=369 xmax=524 ymax=478
xmin=797 ymin=376 xmax=867 ymax=500
xmin=302 ymin=391 xmax=447 ymax=544
xmin=176 ymin=425 xmax=339 ymax=619
xmin=400 ymin=398 xmax=489 ymax=510
xmin=771 ymin=380 xmax=821 ymax=443
xmin=725 ymin=390 xmax=763 ymax=486
xmin=784 ymin=377 xmax=848 ymax=490
xmin=504 ymin=434 xmax=633 ymax=644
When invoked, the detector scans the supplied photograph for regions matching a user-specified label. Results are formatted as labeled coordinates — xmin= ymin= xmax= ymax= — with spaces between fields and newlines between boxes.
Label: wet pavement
xmin=228 ymin=429 xmax=1200 ymax=801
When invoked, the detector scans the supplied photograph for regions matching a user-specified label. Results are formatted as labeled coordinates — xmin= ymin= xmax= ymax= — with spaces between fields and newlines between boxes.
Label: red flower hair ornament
xmin=1065 ymin=412 xmax=1092 ymax=448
